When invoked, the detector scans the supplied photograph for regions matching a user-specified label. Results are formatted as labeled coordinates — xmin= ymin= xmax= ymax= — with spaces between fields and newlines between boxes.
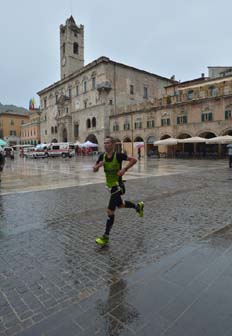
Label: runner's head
xmin=104 ymin=136 xmax=115 ymax=153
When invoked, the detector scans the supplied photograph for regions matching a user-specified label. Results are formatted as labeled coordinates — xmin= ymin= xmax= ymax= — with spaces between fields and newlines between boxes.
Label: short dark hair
xmin=104 ymin=136 xmax=115 ymax=144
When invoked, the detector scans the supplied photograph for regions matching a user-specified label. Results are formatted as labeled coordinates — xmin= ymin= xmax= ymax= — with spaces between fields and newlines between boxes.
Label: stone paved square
xmin=0 ymin=157 xmax=231 ymax=335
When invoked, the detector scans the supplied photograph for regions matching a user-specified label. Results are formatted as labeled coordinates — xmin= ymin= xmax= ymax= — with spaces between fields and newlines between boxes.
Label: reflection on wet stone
xmin=0 ymin=158 xmax=232 ymax=334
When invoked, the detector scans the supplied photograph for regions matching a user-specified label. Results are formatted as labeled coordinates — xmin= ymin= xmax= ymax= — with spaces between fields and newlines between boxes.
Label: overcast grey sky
xmin=1 ymin=0 xmax=231 ymax=108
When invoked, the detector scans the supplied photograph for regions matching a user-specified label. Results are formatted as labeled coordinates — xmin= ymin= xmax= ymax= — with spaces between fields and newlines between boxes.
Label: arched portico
xmin=114 ymin=138 xmax=122 ymax=153
xmin=177 ymin=133 xmax=192 ymax=139
xmin=123 ymin=137 xmax=132 ymax=155
xmin=197 ymin=131 xmax=217 ymax=157
xmin=221 ymin=128 xmax=232 ymax=136
xmin=160 ymin=134 xmax=172 ymax=140
xmin=176 ymin=133 xmax=193 ymax=155
xmin=80 ymin=134 xmax=99 ymax=154
xmin=158 ymin=134 xmax=175 ymax=158
xmin=134 ymin=136 xmax=144 ymax=159
xmin=198 ymin=131 xmax=217 ymax=139
xmin=85 ymin=133 xmax=98 ymax=144
xmin=146 ymin=135 xmax=158 ymax=157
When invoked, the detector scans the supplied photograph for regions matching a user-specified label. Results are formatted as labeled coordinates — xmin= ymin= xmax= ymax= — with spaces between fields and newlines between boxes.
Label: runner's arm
xmin=93 ymin=160 xmax=103 ymax=172
xmin=117 ymin=155 xmax=137 ymax=176
xmin=93 ymin=153 xmax=104 ymax=172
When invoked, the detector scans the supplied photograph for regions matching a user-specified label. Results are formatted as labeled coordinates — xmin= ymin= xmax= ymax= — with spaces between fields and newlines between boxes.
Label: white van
xmin=47 ymin=143 xmax=75 ymax=158
xmin=24 ymin=144 xmax=48 ymax=159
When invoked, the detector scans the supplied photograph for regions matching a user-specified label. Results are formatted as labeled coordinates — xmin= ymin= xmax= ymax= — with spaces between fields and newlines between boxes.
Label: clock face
xmin=62 ymin=56 xmax=66 ymax=66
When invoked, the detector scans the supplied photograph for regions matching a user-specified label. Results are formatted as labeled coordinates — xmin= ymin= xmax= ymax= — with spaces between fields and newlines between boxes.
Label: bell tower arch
xmin=60 ymin=16 xmax=84 ymax=79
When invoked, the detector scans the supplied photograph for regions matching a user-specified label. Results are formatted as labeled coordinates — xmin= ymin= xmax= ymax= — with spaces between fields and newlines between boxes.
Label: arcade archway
xmin=114 ymin=138 xmax=122 ymax=153
xmin=134 ymin=136 xmax=144 ymax=159
xmin=177 ymin=133 xmax=191 ymax=139
xmin=197 ymin=131 xmax=217 ymax=157
xmin=160 ymin=134 xmax=172 ymax=140
xmin=85 ymin=134 xmax=98 ymax=144
xmin=123 ymin=137 xmax=132 ymax=155
xmin=159 ymin=134 xmax=175 ymax=158
xmin=147 ymin=136 xmax=158 ymax=157
xmin=176 ymin=133 xmax=192 ymax=155
xmin=222 ymin=129 xmax=232 ymax=136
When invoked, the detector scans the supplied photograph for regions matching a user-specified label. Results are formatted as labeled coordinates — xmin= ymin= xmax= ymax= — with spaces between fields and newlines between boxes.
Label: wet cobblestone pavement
xmin=0 ymin=157 xmax=231 ymax=335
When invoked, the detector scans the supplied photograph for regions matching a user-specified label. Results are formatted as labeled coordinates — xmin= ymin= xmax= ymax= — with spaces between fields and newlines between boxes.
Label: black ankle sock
xmin=105 ymin=215 xmax=115 ymax=235
xmin=124 ymin=200 xmax=136 ymax=209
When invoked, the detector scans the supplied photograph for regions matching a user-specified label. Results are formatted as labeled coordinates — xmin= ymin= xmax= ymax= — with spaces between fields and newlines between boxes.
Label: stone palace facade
xmin=37 ymin=16 xmax=173 ymax=151
xmin=37 ymin=17 xmax=232 ymax=157
xmin=110 ymin=68 xmax=232 ymax=156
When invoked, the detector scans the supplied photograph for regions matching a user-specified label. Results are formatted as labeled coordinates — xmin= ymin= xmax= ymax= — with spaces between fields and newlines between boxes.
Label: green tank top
xmin=103 ymin=152 xmax=120 ymax=188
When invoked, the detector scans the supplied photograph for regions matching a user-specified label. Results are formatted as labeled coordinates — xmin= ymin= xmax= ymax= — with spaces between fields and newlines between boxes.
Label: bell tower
xmin=60 ymin=16 xmax=84 ymax=79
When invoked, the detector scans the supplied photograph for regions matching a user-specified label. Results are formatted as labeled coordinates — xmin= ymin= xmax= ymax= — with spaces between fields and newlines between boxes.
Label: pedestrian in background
xmin=228 ymin=144 xmax=232 ymax=168
xmin=138 ymin=147 xmax=141 ymax=160
xmin=0 ymin=147 xmax=5 ymax=183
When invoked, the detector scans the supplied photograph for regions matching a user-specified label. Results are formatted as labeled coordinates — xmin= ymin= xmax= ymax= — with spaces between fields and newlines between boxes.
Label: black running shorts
xmin=108 ymin=186 xmax=123 ymax=211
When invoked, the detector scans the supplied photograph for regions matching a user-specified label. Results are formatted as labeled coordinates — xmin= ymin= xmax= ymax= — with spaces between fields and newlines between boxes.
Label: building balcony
xmin=96 ymin=81 xmax=112 ymax=92
xmin=166 ymin=89 xmax=232 ymax=106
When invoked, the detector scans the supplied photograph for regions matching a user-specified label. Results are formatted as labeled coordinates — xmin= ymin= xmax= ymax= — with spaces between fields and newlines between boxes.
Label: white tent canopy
xmin=178 ymin=137 xmax=207 ymax=143
xmin=154 ymin=138 xmax=178 ymax=146
xmin=74 ymin=141 xmax=81 ymax=146
xmin=154 ymin=137 xmax=208 ymax=145
xmin=79 ymin=140 xmax=98 ymax=148
xmin=206 ymin=135 xmax=232 ymax=144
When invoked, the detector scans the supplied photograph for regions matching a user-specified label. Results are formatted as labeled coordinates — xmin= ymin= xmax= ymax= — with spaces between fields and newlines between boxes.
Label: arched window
xmin=187 ymin=90 xmax=194 ymax=100
xmin=86 ymin=119 xmax=91 ymax=129
xmin=55 ymin=126 xmax=57 ymax=133
xmin=92 ymin=117 xmax=96 ymax=128
xmin=51 ymin=126 xmax=54 ymax=134
xmin=73 ymin=43 xmax=79 ymax=54
xmin=83 ymin=81 xmax=87 ymax=93
xmin=62 ymin=43 xmax=65 ymax=54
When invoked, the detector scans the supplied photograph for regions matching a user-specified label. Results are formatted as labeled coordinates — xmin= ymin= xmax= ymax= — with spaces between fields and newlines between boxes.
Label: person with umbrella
xmin=227 ymin=144 xmax=232 ymax=168
xmin=137 ymin=147 xmax=141 ymax=160
xmin=93 ymin=136 xmax=144 ymax=246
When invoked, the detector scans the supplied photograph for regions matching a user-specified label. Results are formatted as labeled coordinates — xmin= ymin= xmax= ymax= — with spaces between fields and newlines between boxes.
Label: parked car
xmin=3 ymin=147 xmax=14 ymax=159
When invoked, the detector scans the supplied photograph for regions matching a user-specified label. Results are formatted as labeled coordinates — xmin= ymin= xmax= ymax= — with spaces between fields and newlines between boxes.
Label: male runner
xmin=93 ymin=136 xmax=144 ymax=246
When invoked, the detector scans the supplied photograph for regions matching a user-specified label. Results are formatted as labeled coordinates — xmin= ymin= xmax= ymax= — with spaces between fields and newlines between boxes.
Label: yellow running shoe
xmin=136 ymin=201 xmax=144 ymax=217
xmin=96 ymin=235 xmax=109 ymax=246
